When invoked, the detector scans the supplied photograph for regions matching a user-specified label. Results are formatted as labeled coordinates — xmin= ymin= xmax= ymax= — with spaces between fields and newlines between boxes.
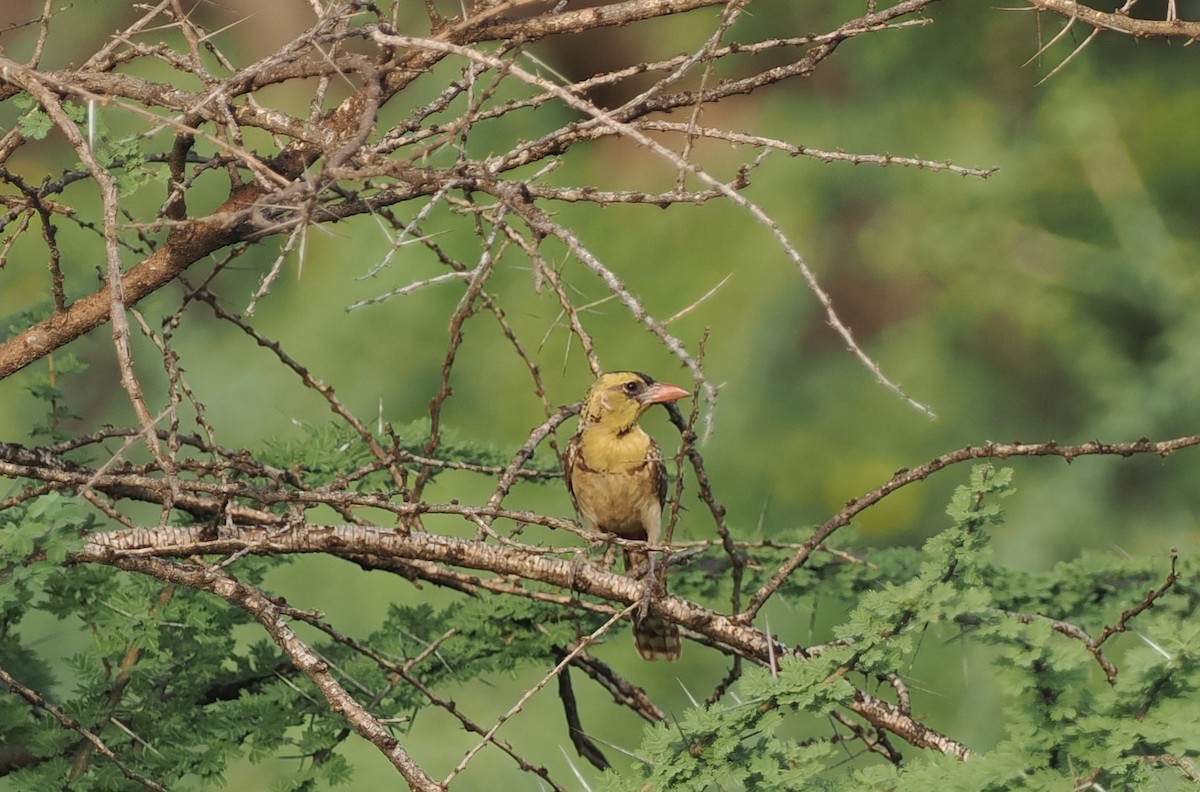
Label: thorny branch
xmin=1004 ymin=549 xmax=1181 ymax=685
xmin=1020 ymin=0 xmax=1199 ymax=82
xmin=0 ymin=0 xmax=964 ymax=396
xmin=1025 ymin=0 xmax=1200 ymax=39
xmin=1 ymin=431 xmax=1192 ymax=779
xmin=101 ymin=553 xmax=443 ymax=792
xmin=0 ymin=0 xmax=1190 ymax=788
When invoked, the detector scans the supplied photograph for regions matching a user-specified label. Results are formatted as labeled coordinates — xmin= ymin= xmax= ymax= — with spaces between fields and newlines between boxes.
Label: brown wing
xmin=636 ymin=437 xmax=680 ymax=660
xmin=563 ymin=431 xmax=584 ymax=516
xmin=647 ymin=437 xmax=667 ymax=510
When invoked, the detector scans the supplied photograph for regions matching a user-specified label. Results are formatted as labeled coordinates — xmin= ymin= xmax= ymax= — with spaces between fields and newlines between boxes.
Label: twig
xmin=553 ymin=646 xmax=611 ymax=770
xmin=1093 ymin=549 xmax=1180 ymax=650
xmin=442 ymin=604 xmax=637 ymax=786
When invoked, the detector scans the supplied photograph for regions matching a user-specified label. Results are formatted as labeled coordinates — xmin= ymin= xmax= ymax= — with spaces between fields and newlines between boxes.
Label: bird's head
xmin=579 ymin=371 xmax=690 ymax=433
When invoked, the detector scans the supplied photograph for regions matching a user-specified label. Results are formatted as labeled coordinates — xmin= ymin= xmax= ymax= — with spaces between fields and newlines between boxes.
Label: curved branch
xmin=742 ymin=435 xmax=1200 ymax=620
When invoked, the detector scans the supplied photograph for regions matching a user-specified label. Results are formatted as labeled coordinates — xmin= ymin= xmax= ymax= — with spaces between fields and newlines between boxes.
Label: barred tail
xmin=633 ymin=613 xmax=681 ymax=661
xmin=624 ymin=548 xmax=681 ymax=660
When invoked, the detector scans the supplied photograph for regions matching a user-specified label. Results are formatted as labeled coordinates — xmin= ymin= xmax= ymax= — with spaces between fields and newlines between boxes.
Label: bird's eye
xmin=622 ymin=381 xmax=641 ymax=395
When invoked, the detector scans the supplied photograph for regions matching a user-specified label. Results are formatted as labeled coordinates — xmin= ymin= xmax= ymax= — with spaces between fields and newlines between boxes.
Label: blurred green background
xmin=1 ymin=0 xmax=1198 ymax=788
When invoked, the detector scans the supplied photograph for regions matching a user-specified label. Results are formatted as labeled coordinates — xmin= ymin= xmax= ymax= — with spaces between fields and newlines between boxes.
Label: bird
xmin=563 ymin=371 xmax=689 ymax=661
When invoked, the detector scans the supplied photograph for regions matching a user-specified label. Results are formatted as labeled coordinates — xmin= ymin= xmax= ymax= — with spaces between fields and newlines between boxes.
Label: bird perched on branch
xmin=564 ymin=371 xmax=689 ymax=661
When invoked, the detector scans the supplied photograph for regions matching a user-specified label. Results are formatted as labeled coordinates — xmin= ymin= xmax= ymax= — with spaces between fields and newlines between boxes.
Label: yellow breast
xmin=570 ymin=426 xmax=663 ymax=541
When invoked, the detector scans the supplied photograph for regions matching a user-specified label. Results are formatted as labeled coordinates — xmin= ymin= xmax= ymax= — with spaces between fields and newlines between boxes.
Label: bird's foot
xmin=637 ymin=580 xmax=654 ymax=619
xmin=638 ymin=556 xmax=664 ymax=618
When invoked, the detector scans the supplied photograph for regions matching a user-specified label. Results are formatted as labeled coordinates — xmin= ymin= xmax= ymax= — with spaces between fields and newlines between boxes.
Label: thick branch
xmin=78 ymin=522 xmax=969 ymax=759
xmin=464 ymin=0 xmax=727 ymax=41
xmin=0 ymin=184 xmax=264 ymax=380
xmin=83 ymin=523 xmax=757 ymax=653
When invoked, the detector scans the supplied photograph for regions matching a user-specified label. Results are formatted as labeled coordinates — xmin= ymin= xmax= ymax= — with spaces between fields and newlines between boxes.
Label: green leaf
xmin=17 ymin=108 xmax=52 ymax=139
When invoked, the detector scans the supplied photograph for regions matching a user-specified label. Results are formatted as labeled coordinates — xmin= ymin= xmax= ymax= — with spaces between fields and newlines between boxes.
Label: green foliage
xmin=605 ymin=466 xmax=1200 ymax=790
xmin=0 ymin=4 xmax=1198 ymax=788
xmin=13 ymin=95 xmax=52 ymax=141
xmin=0 ymin=502 xmax=611 ymax=790
xmin=596 ymin=684 xmax=834 ymax=792
xmin=101 ymin=134 xmax=155 ymax=198
xmin=26 ymin=354 xmax=87 ymax=442
xmin=0 ymin=455 xmax=1195 ymax=790
xmin=0 ymin=494 xmax=91 ymax=624
xmin=5 ymin=416 xmax=1189 ymax=791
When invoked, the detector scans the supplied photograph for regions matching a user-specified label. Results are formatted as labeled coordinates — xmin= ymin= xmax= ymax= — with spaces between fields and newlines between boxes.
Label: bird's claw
xmin=637 ymin=581 xmax=654 ymax=619
xmin=638 ymin=557 xmax=662 ymax=618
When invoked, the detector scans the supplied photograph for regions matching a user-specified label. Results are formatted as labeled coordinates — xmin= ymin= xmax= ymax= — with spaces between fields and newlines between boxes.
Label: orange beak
xmin=640 ymin=382 xmax=690 ymax=405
